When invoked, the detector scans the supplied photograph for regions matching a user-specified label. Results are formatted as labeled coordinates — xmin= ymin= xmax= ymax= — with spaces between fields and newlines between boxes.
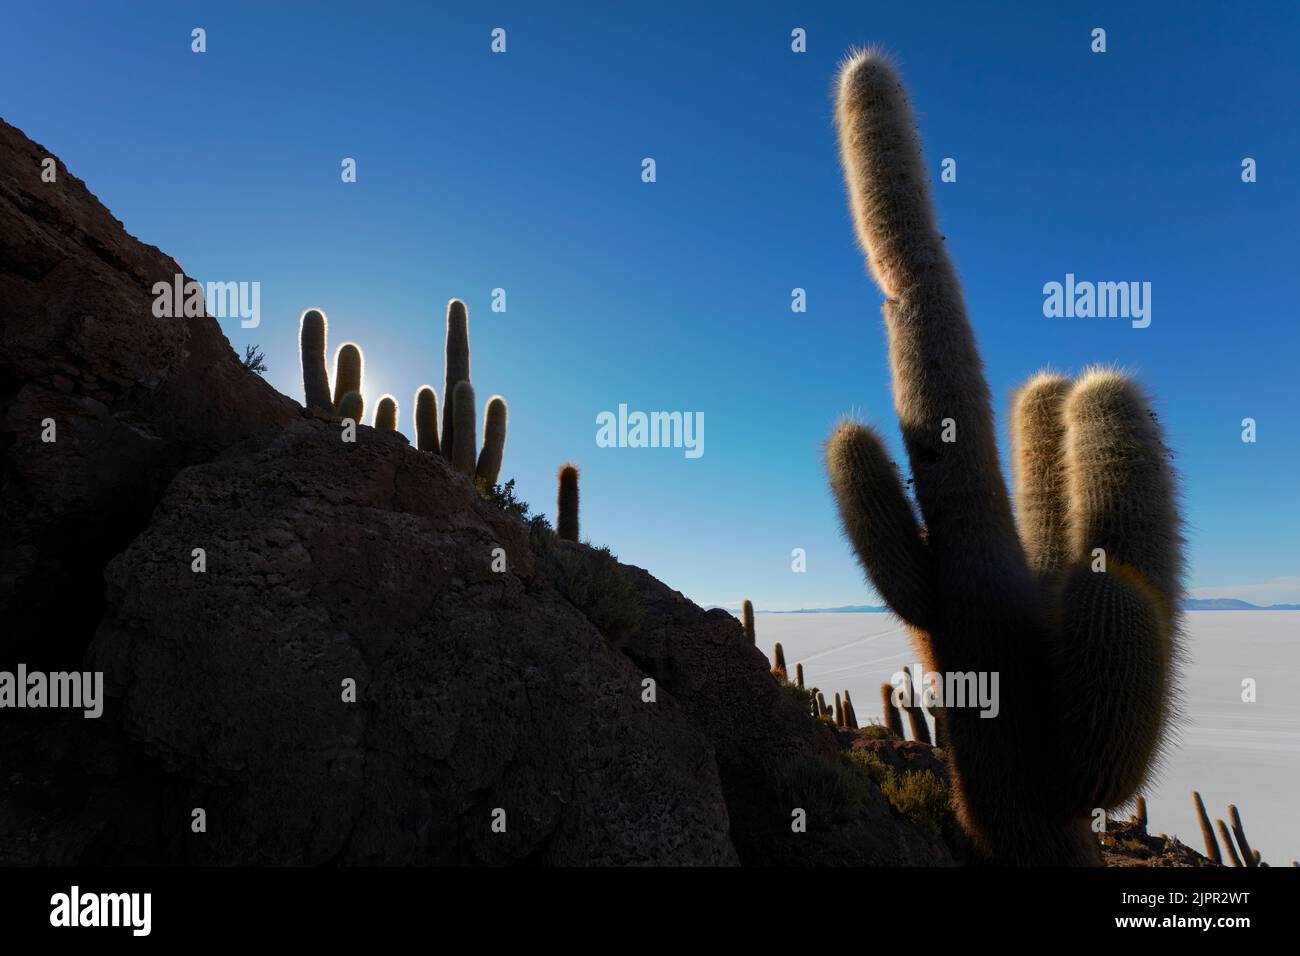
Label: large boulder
xmin=0 ymin=118 xmax=297 ymax=661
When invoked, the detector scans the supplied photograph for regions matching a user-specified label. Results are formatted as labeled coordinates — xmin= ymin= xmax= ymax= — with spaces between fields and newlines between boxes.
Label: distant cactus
xmin=374 ymin=395 xmax=398 ymax=432
xmin=815 ymin=691 xmax=828 ymax=717
xmin=441 ymin=299 xmax=470 ymax=458
xmin=332 ymin=343 xmax=363 ymax=412
xmin=844 ymin=690 xmax=859 ymax=729
xmin=1193 ymin=791 xmax=1221 ymax=864
xmin=299 ymin=308 xmax=333 ymax=412
xmin=557 ymin=463 xmax=580 ymax=541
xmin=880 ymin=682 xmax=905 ymax=739
xmin=742 ymin=600 xmax=755 ymax=644
xmin=414 ymin=386 xmax=439 ymax=453
xmin=795 ymin=662 xmax=805 ymax=689
xmin=451 ymin=381 xmax=477 ymax=476
xmin=824 ymin=50 xmax=1182 ymax=865
xmin=338 ymin=391 xmax=364 ymax=423
xmin=1133 ymin=795 xmax=1147 ymax=831
xmin=900 ymin=666 xmax=933 ymax=745
xmin=834 ymin=692 xmax=844 ymax=727
xmin=1229 ymin=805 xmax=1256 ymax=867
xmin=476 ymin=395 xmax=508 ymax=487
xmin=1217 ymin=819 xmax=1243 ymax=867
xmin=771 ymin=642 xmax=788 ymax=680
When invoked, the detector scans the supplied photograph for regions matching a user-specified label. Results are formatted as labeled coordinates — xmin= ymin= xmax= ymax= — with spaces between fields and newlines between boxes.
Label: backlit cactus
xmin=451 ymin=381 xmax=477 ymax=476
xmin=742 ymin=600 xmax=755 ymax=644
xmin=900 ymin=666 xmax=932 ymax=745
xmin=338 ymin=391 xmax=364 ymax=423
xmin=441 ymin=299 xmax=470 ymax=458
xmin=476 ymin=395 xmax=508 ymax=487
xmin=824 ymin=50 xmax=1183 ymax=864
xmin=414 ymin=386 xmax=439 ymax=453
xmin=374 ymin=395 xmax=398 ymax=432
xmin=299 ymin=308 xmax=333 ymax=412
xmin=557 ymin=463 xmax=580 ymax=541
xmin=332 ymin=343 xmax=363 ymax=412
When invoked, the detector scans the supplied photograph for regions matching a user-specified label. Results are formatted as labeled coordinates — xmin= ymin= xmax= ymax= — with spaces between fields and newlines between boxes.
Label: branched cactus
xmin=451 ymin=381 xmax=477 ymax=476
xmin=476 ymin=395 xmax=508 ymax=487
xmin=741 ymin=600 xmax=755 ymax=644
xmin=880 ymin=682 xmax=905 ymax=739
xmin=374 ymin=395 xmax=398 ymax=432
xmin=557 ymin=463 xmax=580 ymax=541
xmin=299 ymin=308 xmax=333 ymax=412
xmin=1193 ymin=791 xmax=1222 ymax=864
xmin=414 ymin=386 xmax=439 ymax=453
xmin=825 ymin=50 xmax=1183 ymax=865
xmin=441 ymin=299 xmax=470 ymax=458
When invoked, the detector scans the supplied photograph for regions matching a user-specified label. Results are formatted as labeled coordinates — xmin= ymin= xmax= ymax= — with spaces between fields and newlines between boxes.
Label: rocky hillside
xmin=0 ymin=118 xmax=953 ymax=865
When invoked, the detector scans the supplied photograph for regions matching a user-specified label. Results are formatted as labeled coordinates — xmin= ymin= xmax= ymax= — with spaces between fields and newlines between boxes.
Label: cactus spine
xmin=741 ymin=600 xmax=755 ymax=644
xmin=374 ymin=395 xmax=398 ymax=432
xmin=1193 ymin=791 xmax=1221 ymax=864
xmin=332 ymin=343 xmax=363 ymax=412
xmin=299 ymin=309 xmax=333 ymax=412
xmin=476 ymin=395 xmax=508 ymax=487
xmin=441 ymin=299 xmax=470 ymax=459
xmin=414 ymin=386 xmax=439 ymax=453
xmin=557 ymin=463 xmax=580 ymax=541
xmin=826 ymin=50 xmax=1182 ymax=864
xmin=880 ymin=682 xmax=905 ymax=739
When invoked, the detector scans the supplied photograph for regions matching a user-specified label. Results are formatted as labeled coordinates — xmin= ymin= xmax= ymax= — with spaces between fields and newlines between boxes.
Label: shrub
xmin=541 ymin=542 xmax=643 ymax=649
xmin=880 ymin=770 xmax=958 ymax=844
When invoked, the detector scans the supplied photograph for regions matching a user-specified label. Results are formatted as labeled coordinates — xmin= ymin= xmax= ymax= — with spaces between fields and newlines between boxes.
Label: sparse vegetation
xmin=241 ymin=343 xmax=267 ymax=375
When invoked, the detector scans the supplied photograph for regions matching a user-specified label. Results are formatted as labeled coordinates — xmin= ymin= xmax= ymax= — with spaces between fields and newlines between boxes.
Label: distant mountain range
xmin=711 ymin=598 xmax=1300 ymax=614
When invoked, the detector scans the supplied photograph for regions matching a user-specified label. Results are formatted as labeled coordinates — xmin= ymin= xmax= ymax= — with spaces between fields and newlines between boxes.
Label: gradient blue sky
xmin=4 ymin=1 xmax=1297 ymax=609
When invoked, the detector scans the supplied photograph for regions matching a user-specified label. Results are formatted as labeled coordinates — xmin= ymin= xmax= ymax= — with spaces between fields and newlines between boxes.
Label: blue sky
xmin=4 ymin=1 xmax=1297 ymax=609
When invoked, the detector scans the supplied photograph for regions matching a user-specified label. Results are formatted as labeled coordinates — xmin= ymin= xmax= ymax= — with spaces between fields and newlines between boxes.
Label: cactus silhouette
xmin=299 ymin=308 xmax=333 ymax=413
xmin=338 ymin=391 xmax=364 ymax=424
xmin=741 ymin=600 xmax=756 ymax=644
xmin=1192 ymin=791 xmax=1221 ymax=864
xmin=476 ymin=395 xmax=508 ymax=487
xmin=1217 ymin=819 xmax=1243 ymax=867
xmin=834 ymin=692 xmax=844 ymax=727
xmin=451 ymin=381 xmax=477 ymax=476
xmin=332 ymin=343 xmax=363 ymax=413
xmin=414 ymin=386 xmax=439 ymax=453
xmin=824 ymin=50 xmax=1182 ymax=864
xmin=795 ymin=662 xmax=805 ymax=689
xmin=900 ymin=666 xmax=933 ymax=745
xmin=843 ymin=690 xmax=859 ymax=729
xmin=772 ymin=642 xmax=788 ymax=680
xmin=557 ymin=463 xmax=580 ymax=541
xmin=441 ymin=299 xmax=470 ymax=459
xmin=1133 ymin=795 xmax=1148 ymax=831
xmin=880 ymin=682 xmax=905 ymax=739
xmin=374 ymin=395 xmax=398 ymax=432
xmin=815 ymin=691 xmax=828 ymax=718
xmin=1229 ymin=805 xmax=1256 ymax=867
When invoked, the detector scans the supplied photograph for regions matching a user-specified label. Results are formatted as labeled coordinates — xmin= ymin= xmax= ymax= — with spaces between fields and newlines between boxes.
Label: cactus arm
xmin=414 ymin=386 xmax=439 ymax=453
xmin=1011 ymin=371 xmax=1073 ymax=576
xmin=441 ymin=299 xmax=470 ymax=458
xmin=826 ymin=420 xmax=934 ymax=631
xmin=374 ymin=395 xmax=398 ymax=432
xmin=299 ymin=309 xmax=333 ymax=412
xmin=475 ymin=395 xmax=508 ymax=486
xmin=332 ymin=343 xmax=363 ymax=413
xmin=451 ymin=381 xmax=477 ymax=476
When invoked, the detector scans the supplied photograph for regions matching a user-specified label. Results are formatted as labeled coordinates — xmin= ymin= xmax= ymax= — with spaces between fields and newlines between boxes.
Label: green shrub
xmin=844 ymin=749 xmax=892 ymax=786
xmin=857 ymin=722 xmax=899 ymax=741
xmin=880 ymin=770 xmax=958 ymax=844
xmin=541 ymin=542 xmax=643 ymax=649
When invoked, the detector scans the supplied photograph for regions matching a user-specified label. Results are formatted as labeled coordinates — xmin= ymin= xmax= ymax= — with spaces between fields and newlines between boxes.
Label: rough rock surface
xmin=87 ymin=422 xmax=738 ymax=865
xmin=0 ymin=118 xmax=297 ymax=662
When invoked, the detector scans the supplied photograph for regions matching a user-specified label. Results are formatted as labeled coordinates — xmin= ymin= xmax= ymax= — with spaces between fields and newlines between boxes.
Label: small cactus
xmin=843 ymin=690 xmax=859 ymax=729
xmin=451 ymin=381 xmax=477 ymax=476
xmin=772 ymin=642 xmax=788 ymax=680
xmin=1216 ymin=819 xmax=1243 ymax=867
xmin=901 ymin=666 xmax=933 ymax=745
xmin=1193 ymin=791 xmax=1221 ymax=864
xmin=880 ymin=682 xmax=905 ymax=738
xmin=332 ymin=343 xmax=363 ymax=412
xmin=795 ymin=662 xmax=805 ymax=689
xmin=414 ymin=386 xmax=439 ymax=453
xmin=374 ymin=395 xmax=398 ymax=432
xmin=1132 ymin=795 xmax=1147 ymax=831
xmin=834 ymin=692 xmax=844 ymax=727
xmin=557 ymin=463 xmax=580 ymax=541
xmin=299 ymin=308 xmax=333 ymax=412
xmin=338 ymin=391 xmax=364 ymax=424
xmin=1229 ymin=805 xmax=1256 ymax=867
xmin=441 ymin=299 xmax=470 ymax=458
xmin=741 ymin=600 xmax=755 ymax=644
xmin=475 ymin=395 xmax=508 ymax=487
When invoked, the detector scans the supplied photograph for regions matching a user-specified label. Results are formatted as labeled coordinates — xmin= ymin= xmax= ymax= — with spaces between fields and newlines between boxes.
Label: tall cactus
xmin=824 ymin=50 xmax=1182 ymax=865
xmin=557 ymin=463 xmax=580 ymax=541
xmin=900 ymin=666 xmax=933 ymax=745
xmin=299 ymin=308 xmax=333 ymax=412
xmin=441 ymin=299 xmax=471 ymax=459
xmin=741 ymin=600 xmax=755 ymax=644
xmin=795 ymin=662 xmax=805 ymax=689
xmin=451 ymin=381 xmax=477 ymax=476
xmin=332 ymin=343 xmax=363 ymax=412
xmin=1193 ymin=791 xmax=1222 ymax=864
xmin=476 ymin=395 xmax=508 ymax=486
xmin=414 ymin=386 xmax=439 ymax=453
xmin=374 ymin=395 xmax=398 ymax=432
xmin=1217 ymin=819 xmax=1243 ymax=867
xmin=880 ymin=682 xmax=905 ymax=739
xmin=1229 ymin=805 xmax=1256 ymax=867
